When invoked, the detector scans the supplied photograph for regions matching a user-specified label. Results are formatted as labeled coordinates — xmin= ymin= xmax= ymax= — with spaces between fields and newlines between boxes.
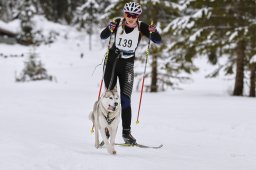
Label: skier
xmin=100 ymin=2 xmax=161 ymax=144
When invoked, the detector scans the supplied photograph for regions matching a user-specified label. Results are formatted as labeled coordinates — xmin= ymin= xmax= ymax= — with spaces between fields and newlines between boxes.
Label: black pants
xmin=104 ymin=49 xmax=135 ymax=132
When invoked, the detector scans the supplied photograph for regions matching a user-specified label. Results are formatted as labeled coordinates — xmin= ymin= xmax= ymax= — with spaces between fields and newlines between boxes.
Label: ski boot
xmin=122 ymin=130 xmax=137 ymax=145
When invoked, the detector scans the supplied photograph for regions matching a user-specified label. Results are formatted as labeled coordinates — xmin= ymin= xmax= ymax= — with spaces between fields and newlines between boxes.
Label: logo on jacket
xmin=128 ymin=73 xmax=132 ymax=83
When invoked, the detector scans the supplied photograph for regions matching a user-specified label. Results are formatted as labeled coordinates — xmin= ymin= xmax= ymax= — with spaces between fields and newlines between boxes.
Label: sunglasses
xmin=125 ymin=12 xmax=139 ymax=19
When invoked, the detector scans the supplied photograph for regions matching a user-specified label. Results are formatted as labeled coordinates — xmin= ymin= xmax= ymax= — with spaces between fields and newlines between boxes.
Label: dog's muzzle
xmin=108 ymin=105 xmax=116 ymax=111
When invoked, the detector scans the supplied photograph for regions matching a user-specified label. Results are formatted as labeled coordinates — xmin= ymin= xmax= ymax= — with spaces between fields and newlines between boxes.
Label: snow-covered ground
xmin=0 ymin=31 xmax=256 ymax=170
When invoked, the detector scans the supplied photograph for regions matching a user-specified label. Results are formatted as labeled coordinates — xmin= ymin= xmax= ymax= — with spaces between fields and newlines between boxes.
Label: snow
xmin=151 ymin=0 xmax=160 ymax=4
xmin=178 ymin=0 xmax=196 ymax=11
xmin=189 ymin=28 xmax=203 ymax=42
xmin=80 ymin=0 xmax=99 ymax=9
xmin=192 ymin=8 xmax=209 ymax=18
xmin=164 ymin=16 xmax=195 ymax=33
xmin=1 ymin=21 xmax=256 ymax=170
xmin=227 ymin=31 xmax=238 ymax=42
xmin=0 ymin=20 xmax=20 ymax=34
xmin=250 ymin=55 xmax=256 ymax=64
xmin=32 ymin=15 xmax=69 ymax=37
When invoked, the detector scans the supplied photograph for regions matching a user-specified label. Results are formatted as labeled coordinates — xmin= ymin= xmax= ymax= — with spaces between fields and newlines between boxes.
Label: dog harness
xmin=104 ymin=112 xmax=116 ymax=125
xmin=98 ymin=102 xmax=117 ymax=125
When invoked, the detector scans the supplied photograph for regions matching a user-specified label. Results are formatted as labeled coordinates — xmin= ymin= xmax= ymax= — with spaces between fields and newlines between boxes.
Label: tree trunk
xmin=233 ymin=40 xmax=245 ymax=96
xmin=0 ymin=0 xmax=12 ymax=22
xmin=150 ymin=54 xmax=158 ymax=92
xmin=249 ymin=66 xmax=256 ymax=97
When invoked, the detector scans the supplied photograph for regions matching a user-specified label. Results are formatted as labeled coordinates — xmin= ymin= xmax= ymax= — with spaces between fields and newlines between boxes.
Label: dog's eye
xmin=109 ymin=97 xmax=113 ymax=99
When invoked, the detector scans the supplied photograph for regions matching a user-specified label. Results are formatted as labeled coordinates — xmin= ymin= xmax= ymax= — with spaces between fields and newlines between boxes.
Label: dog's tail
xmin=89 ymin=111 xmax=94 ymax=121
xmin=89 ymin=101 xmax=98 ymax=121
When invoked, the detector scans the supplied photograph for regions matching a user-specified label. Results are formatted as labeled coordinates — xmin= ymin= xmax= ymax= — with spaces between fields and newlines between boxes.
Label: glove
xmin=108 ymin=21 xmax=117 ymax=32
xmin=148 ymin=24 xmax=157 ymax=33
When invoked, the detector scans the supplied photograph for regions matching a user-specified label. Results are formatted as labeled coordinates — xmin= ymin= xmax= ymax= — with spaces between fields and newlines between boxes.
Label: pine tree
xmin=38 ymin=0 xmax=72 ymax=24
xmin=16 ymin=48 xmax=53 ymax=82
xmin=139 ymin=0 xmax=197 ymax=92
xmin=74 ymin=0 xmax=104 ymax=30
xmin=0 ymin=2 xmax=2 ymax=19
xmin=18 ymin=0 xmax=35 ymax=45
xmin=56 ymin=0 xmax=71 ymax=24
xmin=73 ymin=0 xmax=109 ymax=50
xmin=250 ymin=55 xmax=256 ymax=97
xmin=167 ymin=0 xmax=256 ymax=96
xmin=0 ymin=0 xmax=16 ymax=22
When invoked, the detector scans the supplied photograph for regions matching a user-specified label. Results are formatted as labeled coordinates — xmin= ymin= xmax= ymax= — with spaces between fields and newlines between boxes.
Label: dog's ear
xmin=112 ymin=86 xmax=118 ymax=92
xmin=103 ymin=92 xmax=108 ymax=98
xmin=102 ymin=88 xmax=110 ymax=97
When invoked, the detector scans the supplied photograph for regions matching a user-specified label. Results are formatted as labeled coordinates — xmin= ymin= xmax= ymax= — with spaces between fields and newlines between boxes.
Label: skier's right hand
xmin=148 ymin=24 xmax=157 ymax=33
xmin=108 ymin=21 xmax=117 ymax=32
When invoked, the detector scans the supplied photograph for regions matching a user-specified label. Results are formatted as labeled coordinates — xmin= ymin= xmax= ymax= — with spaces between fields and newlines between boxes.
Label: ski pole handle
xmin=109 ymin=19 xmax=116 ymax=33
xmin=148 ymin=20 xmax=155 ymax=33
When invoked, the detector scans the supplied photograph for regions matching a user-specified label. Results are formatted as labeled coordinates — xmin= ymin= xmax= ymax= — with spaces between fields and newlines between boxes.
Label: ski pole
xmin=97 ymin=19 xmax=115 ymax=100
xmin=91 ymin=20 xmax=115 ymax=133
xmin=98 ymin=41 xmax=112 ymax=98
xmin=136 ymin=21 xmax=153 ymax=125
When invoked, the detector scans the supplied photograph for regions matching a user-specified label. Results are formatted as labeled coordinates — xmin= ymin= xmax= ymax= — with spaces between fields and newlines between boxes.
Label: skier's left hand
xmin=148 ymin=24 xmax=157 ymax=33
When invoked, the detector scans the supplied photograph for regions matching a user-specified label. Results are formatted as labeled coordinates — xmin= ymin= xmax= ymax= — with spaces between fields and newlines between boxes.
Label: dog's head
xmin=100 ymin=88 xmax=120 ymax=112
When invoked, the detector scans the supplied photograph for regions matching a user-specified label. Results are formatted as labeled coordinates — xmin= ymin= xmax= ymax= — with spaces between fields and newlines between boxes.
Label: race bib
xmin=115 ymin=19 xmax=140 ymax=53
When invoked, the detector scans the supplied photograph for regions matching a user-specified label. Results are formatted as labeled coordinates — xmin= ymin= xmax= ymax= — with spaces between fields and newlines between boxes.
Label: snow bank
xmin=0 ymin=20 xmax=20 ymax=34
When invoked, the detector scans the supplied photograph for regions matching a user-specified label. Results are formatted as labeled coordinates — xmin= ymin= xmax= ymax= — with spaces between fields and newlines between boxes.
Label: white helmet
xmin=123 ymin=2 xmax=142 ymax=15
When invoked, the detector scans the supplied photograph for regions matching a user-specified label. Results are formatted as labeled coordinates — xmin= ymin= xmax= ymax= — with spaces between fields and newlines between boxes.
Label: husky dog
xmin=89 ymin=88 xmax=120 ymax=154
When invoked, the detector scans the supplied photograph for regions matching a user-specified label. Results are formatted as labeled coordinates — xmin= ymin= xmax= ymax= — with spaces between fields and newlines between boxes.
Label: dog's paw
xmin=112 ymin=150 xmax=117 ymax=155
xmin=108 ymin=149 xmax=117 ymax=155
xmin=107 ymin=146 xmax=116 ymax=155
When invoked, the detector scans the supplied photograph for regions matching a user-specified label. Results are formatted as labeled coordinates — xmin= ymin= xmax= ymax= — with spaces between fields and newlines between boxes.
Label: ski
xmin=99 ymin=141 xmax=163 ymax=149
xmin=115 ymin=143 xmax=163 ymax=149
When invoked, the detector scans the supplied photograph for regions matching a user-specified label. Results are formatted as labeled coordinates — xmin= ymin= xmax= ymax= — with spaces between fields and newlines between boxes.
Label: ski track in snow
xmin=0 ymin=36 xmax=256 ymax=170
